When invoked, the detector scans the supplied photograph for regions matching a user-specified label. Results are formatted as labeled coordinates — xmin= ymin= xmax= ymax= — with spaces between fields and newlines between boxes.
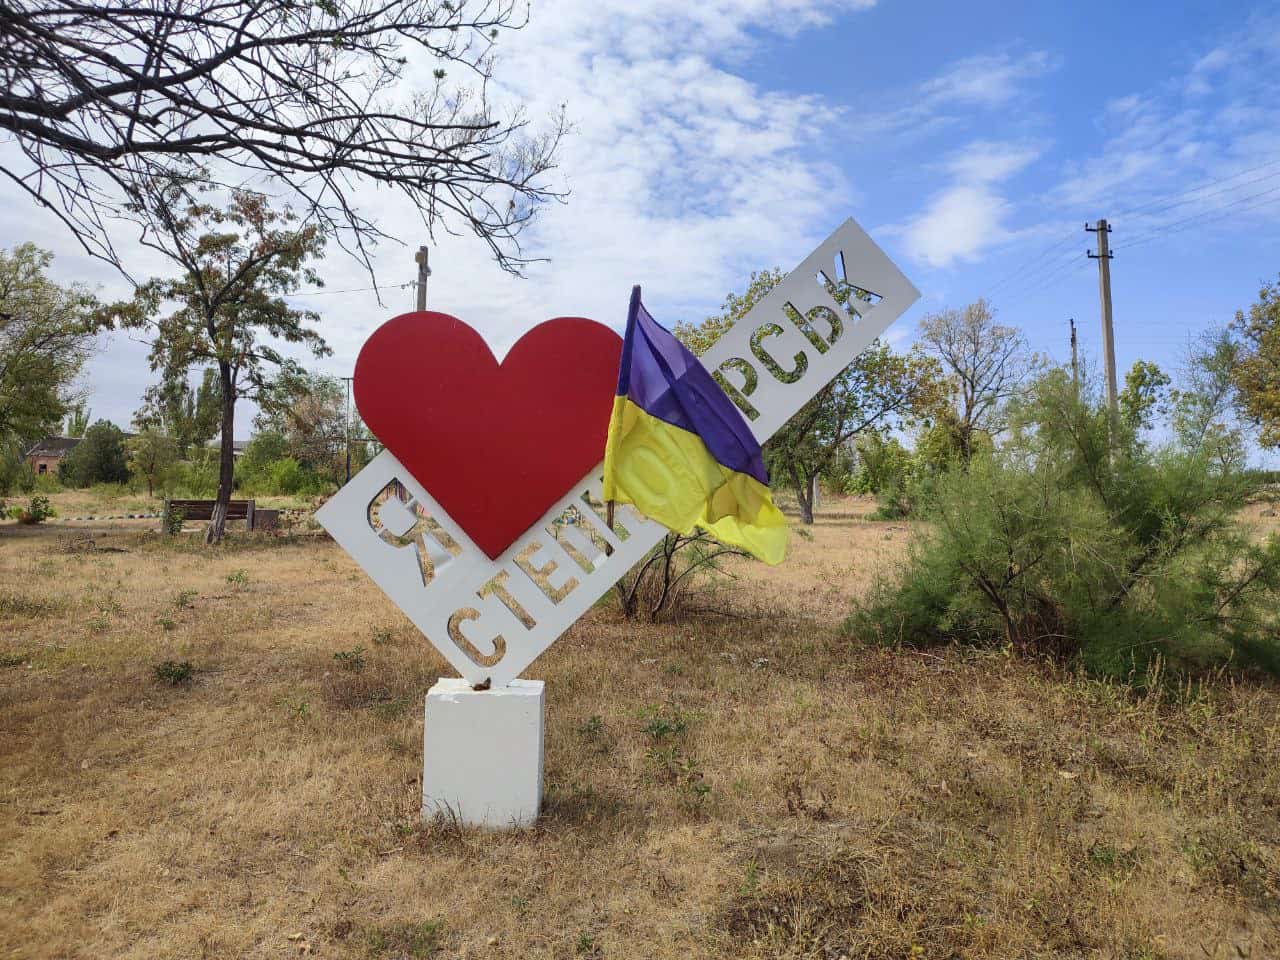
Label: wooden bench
xmin=163 ymin=498 xmax=257 ymax=530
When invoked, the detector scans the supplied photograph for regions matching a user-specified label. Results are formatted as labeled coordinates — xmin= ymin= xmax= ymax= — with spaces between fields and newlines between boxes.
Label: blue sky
xmin=5 ymin=1 xmax=1279 ymax=461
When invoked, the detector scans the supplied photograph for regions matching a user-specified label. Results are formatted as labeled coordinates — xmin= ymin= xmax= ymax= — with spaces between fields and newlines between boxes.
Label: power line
xmin=1111 ymin=155 xmax=1280 ymax=220
xmin=1116 ymin=182 xmax=1280 ymax=251
xmin=286 ymin=281 xmax=413 ymax=297
xmin=986 ymin=229 xmax=1081 ymax=297
xmin=991 ymin=157 xmax=1280 ymax=304
xmin=1116 ymin=166 xmax=1280 ymax=223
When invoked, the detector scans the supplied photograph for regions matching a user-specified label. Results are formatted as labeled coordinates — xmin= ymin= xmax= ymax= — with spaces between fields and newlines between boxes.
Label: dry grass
xmin=1 ymin=498 xmax=1278 ymax=959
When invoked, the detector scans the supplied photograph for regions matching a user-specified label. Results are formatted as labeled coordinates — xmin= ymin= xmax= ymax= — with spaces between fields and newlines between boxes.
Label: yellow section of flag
xmin=603 ymin=397 xmax=787 ymax=565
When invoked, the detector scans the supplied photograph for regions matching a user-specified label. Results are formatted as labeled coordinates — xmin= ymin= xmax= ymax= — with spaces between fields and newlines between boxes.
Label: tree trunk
xmin=792 ymin=467 xmax=815 ymax=525
xmin=205 ymin=363 xmax=236 ymax=545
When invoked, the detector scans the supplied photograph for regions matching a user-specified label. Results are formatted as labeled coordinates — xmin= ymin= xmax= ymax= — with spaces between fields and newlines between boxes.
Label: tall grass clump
xmin=847 ymin=361 xmax=1280 ymax=680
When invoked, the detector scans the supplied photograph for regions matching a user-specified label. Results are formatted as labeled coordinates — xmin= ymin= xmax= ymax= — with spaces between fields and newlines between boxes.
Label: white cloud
xmin=0 ymin=0 xmax=879 ymax=432
xmin=945 ymin=140 xmax=1041 ymax=184
xmin=900 ymin=140 xmax=1041 ymax=268
xmin=1052 ymin=14 xmax=1280 ymax=229
xmin=919 ymin=51 xmax=1057 ymax=108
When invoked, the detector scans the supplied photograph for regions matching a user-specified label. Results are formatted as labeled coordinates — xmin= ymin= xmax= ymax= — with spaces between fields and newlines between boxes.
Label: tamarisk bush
xmin=847 ymin=361 xmax=1280 ymax=679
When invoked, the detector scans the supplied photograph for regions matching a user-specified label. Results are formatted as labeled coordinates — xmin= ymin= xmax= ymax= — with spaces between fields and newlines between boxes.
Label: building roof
xmin=24 ymin=436 xmax=82 ymax=458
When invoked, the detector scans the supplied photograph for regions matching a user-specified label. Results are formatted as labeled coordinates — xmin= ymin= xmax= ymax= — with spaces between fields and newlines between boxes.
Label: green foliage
xmin=1231 ymin=274 xmax=1280 ymax=448
xmin=332 ymin=646 xmax=367 ymax=672
xmin=166 ymin=449 xmax=220 ymax=498
xmin=254 ymin=369 xmax=358 ymax=484
xmin=7 ymin=494 xmax=55 ymax=524
xmin=848 ymin=366 xmax=1280 ymax=680
xmin=64 ymin=402 xmax=90 ymax=437
xmin=133 ymin=368 xmax=221 ymax=458
xmin=850 ymin=433 xmax=911 ymax=494
xmin=59 ymin=420 xmax=129 ymax=487
xmin=152 ymin=659 xmax=195 ymax=686
xmin=126 ymin=427 xmax=178 ymax=497
xmin=236 ymin=430 xmax=288 ymax=479
xmin=0 ymin=243 xmax=101 ymax=443
xmin=1119 ymin=359 xmax=1171 ymax=434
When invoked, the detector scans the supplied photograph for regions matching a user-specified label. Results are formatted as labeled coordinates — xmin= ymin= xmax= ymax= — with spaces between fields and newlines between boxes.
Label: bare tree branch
xmin=0 ymin=0 xmax=566 ymax=277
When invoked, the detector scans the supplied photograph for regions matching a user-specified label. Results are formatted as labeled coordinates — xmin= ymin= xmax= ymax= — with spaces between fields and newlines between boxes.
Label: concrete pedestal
xmin=422 ymin=678 xmax=545 ymax=828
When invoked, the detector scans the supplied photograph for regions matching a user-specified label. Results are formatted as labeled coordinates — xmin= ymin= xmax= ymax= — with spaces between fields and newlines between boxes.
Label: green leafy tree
xmin=255 ymin=369 xmax=350 ymax=483
xmin=61 ymin=420 xmax=129 ymax=487
xmin=1173 ymin=330 xmax=1245 ymax=471
xmin=65 ymin=402 xmax=91 ymax=437
xmin=851 ymin=433 xmax=912 ymax=494
xmin=107 ymin=184 xmax=329 ymax=543
xmin=1230 ymin=275 xmax=1280 ymax=448
xmin=1118 ymin=359 xmax=1172 ymax=434
xmin=917 ymin=299 xmax=1042 ymax=461
xmin=0 ymin=243 xmax=100 ymax=444
xmin=127 ymin=428 xmax=178 ymax=497
xmin=678 ymin=269 xmax=947 ymax=524
xmin=134 ymin=369 xmax=222 ymax=458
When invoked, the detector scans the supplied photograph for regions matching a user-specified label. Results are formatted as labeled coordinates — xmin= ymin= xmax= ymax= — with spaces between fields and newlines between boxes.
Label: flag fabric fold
xmin=602 ymin=285 xmax=788 ymax=565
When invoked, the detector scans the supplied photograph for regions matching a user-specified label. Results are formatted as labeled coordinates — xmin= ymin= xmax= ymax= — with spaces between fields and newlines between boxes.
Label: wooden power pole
xmin=414 ymin=246 xmax=430 ymax=311
xmin=1069 ymin=317 xmax=1078 ymax=390
xmin=1086 ymin=220 xmax=1116 ymax=416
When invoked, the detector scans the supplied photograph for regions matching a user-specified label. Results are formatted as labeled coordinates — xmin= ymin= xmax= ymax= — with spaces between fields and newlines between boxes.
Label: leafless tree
xmin=917 ymin=298 xmax=1041 ymax=460
xmin=0 ymin=0 xmax=565 ymax=277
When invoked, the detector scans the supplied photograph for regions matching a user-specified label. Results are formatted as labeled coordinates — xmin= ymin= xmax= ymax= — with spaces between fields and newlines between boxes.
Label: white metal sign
xmin=316 ymin=217 xmax=919 ymax=687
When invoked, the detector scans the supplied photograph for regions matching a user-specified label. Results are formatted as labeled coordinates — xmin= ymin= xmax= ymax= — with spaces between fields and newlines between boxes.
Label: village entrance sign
xmin=316 ymin=218 xmax=919 ymax=826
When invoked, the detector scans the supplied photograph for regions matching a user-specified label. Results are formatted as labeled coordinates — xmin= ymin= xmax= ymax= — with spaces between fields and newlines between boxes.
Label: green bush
xmin=163 ymin=503 xmax=185 ymax=536
xmin=849 ymin=433 xmax=912 ymax=495
xmin=166 ymin=452 xmax=219 ymax=498
xmin=153 ymin=659 xmax=195 ymax=686
xmin=7 ymin=494 xmax=55 ymax=524
xmin=846 ymin=368 xmax=1280 ymax=680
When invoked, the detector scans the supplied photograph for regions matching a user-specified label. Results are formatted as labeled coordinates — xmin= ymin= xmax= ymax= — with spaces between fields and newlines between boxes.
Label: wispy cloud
xmin=860 ymin=49 xmax=1059 ymax=139
xmin=900 ymin=140 xmax=1042 ymax=268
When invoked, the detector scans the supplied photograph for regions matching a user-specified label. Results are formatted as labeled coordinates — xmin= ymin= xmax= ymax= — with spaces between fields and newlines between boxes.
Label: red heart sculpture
xmin=354 ymin=311 xmax=622 ymax=559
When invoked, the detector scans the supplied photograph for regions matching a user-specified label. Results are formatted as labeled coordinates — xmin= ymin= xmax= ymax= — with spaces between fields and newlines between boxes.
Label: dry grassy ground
xmin=2 ymin=498 xmax=1278 ymax=959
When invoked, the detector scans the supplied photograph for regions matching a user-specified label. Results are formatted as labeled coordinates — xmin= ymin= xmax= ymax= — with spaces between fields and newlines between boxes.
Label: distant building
xmin=205 ymin=437 xmax=249 ymax=458
xmin=24 ymin=436 xmax=81 ymax=475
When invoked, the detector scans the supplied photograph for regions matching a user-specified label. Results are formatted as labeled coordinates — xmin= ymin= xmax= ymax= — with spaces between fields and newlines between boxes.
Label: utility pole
xmin=1086 ymin=220 xmax=1116 ymax=417
xmin=342 ymin=376 xmax=354 ymax=483
xmin=1069 ymin=317 xmax=1078 ymax=391
xmin=414 ymin=245 xmax=430 ymax=311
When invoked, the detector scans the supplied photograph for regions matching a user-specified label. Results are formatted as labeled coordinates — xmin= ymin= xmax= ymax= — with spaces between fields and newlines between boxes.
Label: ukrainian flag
xmin=602 ymin=286 xmax=788 ymax=565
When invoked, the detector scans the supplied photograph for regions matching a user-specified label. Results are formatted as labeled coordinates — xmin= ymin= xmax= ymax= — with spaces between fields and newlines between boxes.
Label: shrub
xmin=7 ymin=494 xmax=56 ymax=524
xmin=153 ymin=659 xmax=195 ymax=686
xmin=614 ymin=530 xmax=750 ymax=621
xmin=166 ymin=450 xmax=220 ymax=498
xmin=847 ymin=369 xmax=1280 ymax=680
xmin=163 ymin=504 xmax=185 ymax=536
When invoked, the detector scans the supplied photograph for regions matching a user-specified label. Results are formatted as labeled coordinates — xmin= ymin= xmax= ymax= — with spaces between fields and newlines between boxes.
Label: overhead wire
xmin=989 ymin=157 xmax=1280 ymax=308
xmin=286 ymin=281 xmax=414 ymax=297
xmin=1115 ymin=182 xmax=1280 ymax=251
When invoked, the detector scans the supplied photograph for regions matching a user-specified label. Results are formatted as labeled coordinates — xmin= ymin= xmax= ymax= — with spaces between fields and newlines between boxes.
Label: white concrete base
xmin=422 ymin=678 xmax=545 ymax=829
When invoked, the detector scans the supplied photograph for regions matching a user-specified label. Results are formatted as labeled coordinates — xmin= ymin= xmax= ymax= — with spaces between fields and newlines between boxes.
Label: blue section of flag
xmin=615 ymin=286 xmax=768 ymax=485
